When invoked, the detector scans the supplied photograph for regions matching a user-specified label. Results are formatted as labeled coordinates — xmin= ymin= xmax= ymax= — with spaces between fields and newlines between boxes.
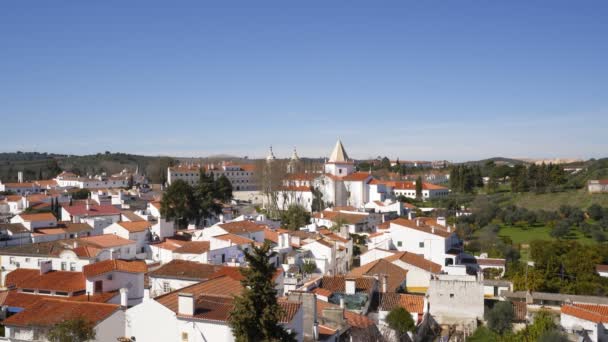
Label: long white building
xmin=167 ymin=162 xmax=257 ymax=191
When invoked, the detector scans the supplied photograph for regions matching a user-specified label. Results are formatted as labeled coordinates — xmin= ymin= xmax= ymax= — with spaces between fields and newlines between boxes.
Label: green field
xmin=498 ymin=224 xmax=597 ymax=261
xmin=500 ymin=189 xmax=608 ymax=211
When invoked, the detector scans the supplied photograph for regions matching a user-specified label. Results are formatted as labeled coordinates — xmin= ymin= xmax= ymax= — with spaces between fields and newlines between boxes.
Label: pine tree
xmin=416 ymin=176 xmax=423 ymax=199
xmin=228 ymin=241 xmax=296 ymax=342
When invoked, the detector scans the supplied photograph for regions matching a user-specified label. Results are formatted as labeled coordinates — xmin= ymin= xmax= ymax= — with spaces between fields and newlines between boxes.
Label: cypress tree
xmin=228 ymin=241 xmax=296 ymax=342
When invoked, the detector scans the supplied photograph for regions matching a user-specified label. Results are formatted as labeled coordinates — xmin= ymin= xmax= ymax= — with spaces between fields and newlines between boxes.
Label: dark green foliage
xmin=280 ymin=204 xmax=311 ymax=230
xmin=301 ymin=260 xmax=316 ymax=274
xmin=311 ymin=186 xmax=325 ymax=212
xmin=415 ymin=176 xmax=423 ymax=199
xmin=160 ymin=180 xmax=197 ymax=229
xmin=215 ymin=174 xmax=233 ymax=202
xmin=46 ymin=316 xmax=96 ymax=342
xmin=588 ymin=204 xmax=605 ymax=221
xmin=486 ymin=301 xmax=513 ymax=334
xmin=550 ymin=220 xmax=571 ymax=238
xmin=194 ymin=171 xmax=223 ymax=226
xmin=450 ymin=165 xmax=482 ymax=193
xmin=386 ymin=307 xmax=415 ymax=335
xmin=228 ymin=241 xmax=296 ymax=342
xmin=72 ymin=189 xmax=91 ymax=200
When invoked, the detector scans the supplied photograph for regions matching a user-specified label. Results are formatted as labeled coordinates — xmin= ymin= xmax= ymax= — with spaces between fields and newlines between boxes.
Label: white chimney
xmin=17 ymin=171 xmax=23 ymax=183
xmin=120 ymin=288 xmax=128 ymax=307
xmin=382 ymin=275 xmax=388 ymax=293
xmin=431 ymin=226 xmax=435 ymax=234
xmin=85 ymin=200 xmax=90 ymax=211
xmin=143 ymin=288 xmax=151 ymax=301
xmin=339 ymin=297 xmax=345 ymax=309
xmin=73 ymin=241 xmax=78 ymax=249
xmin=178 ymin=292 xmax=195 ymax=316
xmin=39 ymin=260 xmax=52 ymax=275
xmin=345 ymin=278 xmax=356 ymax=295
xmin=437 ymin=217 xmax=446 ymax=227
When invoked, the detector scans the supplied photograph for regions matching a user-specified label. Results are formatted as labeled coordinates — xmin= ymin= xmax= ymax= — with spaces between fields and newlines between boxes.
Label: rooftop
xmin=3 ymin=298 xmax=119 ymax=327
xmin=83 ymin=259 xmax=147 ymax=277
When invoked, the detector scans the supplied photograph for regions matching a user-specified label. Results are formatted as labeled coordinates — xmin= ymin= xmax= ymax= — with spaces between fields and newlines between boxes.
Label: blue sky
xmin=1 ymin=1 xmax=607 ymax=161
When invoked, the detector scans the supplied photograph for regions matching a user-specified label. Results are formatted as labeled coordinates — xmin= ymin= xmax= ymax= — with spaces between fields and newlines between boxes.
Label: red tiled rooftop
xmin=83 ymin=259 xmax=147 ymax=277
xmin=3 ymin=298 xmax=119 ymax=327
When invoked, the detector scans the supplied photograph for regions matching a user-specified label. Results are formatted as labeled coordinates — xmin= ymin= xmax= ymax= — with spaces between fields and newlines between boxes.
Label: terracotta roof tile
xmin=213 ymin=233 xmax=255 ymax=245
xmin=117 ymin=221 xmax=152 ymax=232
xmin=390 ymin=218 xmax=452 ymax=238
xmin=7 ymin=269 xmax=85 ymax=293
xmin=173 ymin=241 xmax=210 ymax=254
xmin=379 ymin=293 xmax=424 ymax=313
xmin=562 ymin=304 xmax=608 ymax=323
xmin=17 ymin=212 xmax=57 ymax=222
xmin=319 ymin=276 xmax=375 ymax=293
xmin=218 ymin=220 xmax=266 ymax=234
xmin=3 ymin=298 xmax=119 ymax=327
xmin=312 ymin=211 xmax=368 ymax=225
xmin=62 ymin=204 xmax=121 ymax=217
xmin=149 ymin=260 xmax=226 ymax=281
xmin=83 ymin=259 xmax=147 ymax=277
xmin=386 ymin=251 xmax=442 ymax=274
xmin=78 ymin=234 xmax=135 ymax=248
xmin=348 ymin=259 xmax=408 ymax=292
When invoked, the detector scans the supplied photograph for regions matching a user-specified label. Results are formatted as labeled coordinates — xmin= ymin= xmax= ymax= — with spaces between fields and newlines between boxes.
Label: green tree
xmin=194 ymin=171 xmax=222 ymax=227
xmin=160 ymin=179 xmax=197 ymax=228
xmin=386 ymin=307 xmax=415 ymax=337
xmin=415 ymin=176 xmax=423 ymax=199
xmin=280 ymin=204 xmax=311 ymax=230
xmin=550 ymin=220 xmax=570 ymax=239
xmin=215 ymin=174 xmax=234 ymax=202
xmin=46 ymin=316 xmax=96 ymax=342
xmin=72 ymin=188 xmax=91 ymax=200
xmin=468 ymin=326 xmax=499 ymax=342
xmin=486 ymin=301 xmax=514 ymax=334
xmin=301 ymin=260 xmax=316 ymax=275
xmin=588 ymin=204 xmax=605 ymax=221
xmin=228 ymin=241 xmax=296 ymax=342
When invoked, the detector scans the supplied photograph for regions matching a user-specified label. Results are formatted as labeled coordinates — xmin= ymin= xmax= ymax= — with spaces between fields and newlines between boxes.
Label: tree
xmin=228 ymin=241 xmax=296 ymax=342
xmin=72 ymin=188 xmax=91 ymax=200
xmin=550 ymin=220 xmax=570 ymax=239
xmin=588 ymin=204 xmax=605 ymax=221
xmin=46 ymin=316 xmax=96 ymax=342
xmin=194 ymin=171 xmax=222 ymax=227
xmin=160 ymin=179 xmax=197 ymax=229
xmin=386 ymin=307 xmax=415 ymax=337
xmin=415 ymin=176 xmax=423 ymax=199
xmin=486 ymin=301 xmax=514 ymax=334
xmin=280 ymin=204 xmax=311 ymax=230
xmin=215 ymin=174 xmax=233 ymax=202
xmin=301 ymin=260 xmax=316 ymax=275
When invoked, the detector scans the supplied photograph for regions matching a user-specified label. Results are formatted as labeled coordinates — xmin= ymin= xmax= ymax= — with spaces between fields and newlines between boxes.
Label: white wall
xmin=126 ymin=298 xmax=179 ymax=342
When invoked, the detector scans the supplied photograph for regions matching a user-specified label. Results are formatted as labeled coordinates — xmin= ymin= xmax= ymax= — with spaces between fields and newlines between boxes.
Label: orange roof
xmin=7 ymin=269 xmax=85 ymax=293
xmin=173 ymin=241 xmax=211 ymax=254
xmin=379 ymin=293 xmax=424 ymax=313
xmin=218 ymin=220 xmax=266 ymax=234
xmin=3 ymin=298 xmax=119 ymax=327
xmin=312 ymin=287 xmax=333 ymax=297
xmin=348 ymin=259 xmax=408 ymax=292
xmin=18 ymin=212 xmax=57 ymax=222
xmin=562 ymin=304 xmax=608 ymax=323
xmin=156 ymin=275 xmax=243 ymax=309
xmin=319 ymin=276 xmax=375 ymax=293
xmin=213 ymin=233 xmax=255 ymax=245
xmin=79 ymin=234 xmax=135 ymax=248
xmin=312 ymin=211 xmax=367 ymax=225
xmin=151 ymin=238 xmax=185 ymax=251
xmin=385 ymin=251 xmax=442 ymax=274
xmin=390 ymin=218 xmax=452 ymax=238
xmin=117 ymin=221 xmax=152 ymax=232
xmin=280 ymin=185 xmax=312 ymax=192
xmin=341 ymin=172 xmax=373 ymax=182
xmin=149 ymin=260 xmax=228 ymax=281
xmin=83 ymin=259 xmax=147 ymax=277
xmin=0 ymin=289 xmax=118 ymax=309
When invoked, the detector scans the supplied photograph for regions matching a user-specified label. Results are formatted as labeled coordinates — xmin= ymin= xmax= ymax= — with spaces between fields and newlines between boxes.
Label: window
xmin=56 ymin=291 xmax=69 ymax=296
xmin=61 ymin=262 xmax=67 ymax=270
xmin=419 ymin=242 xmax=425 ymax=248
xmin=163 ymin=282 xmax=171 ymax=293
xmin=22 ymin=289 xmax=35 ymax=293
xmin=25 ymin=258 xmax=30 ymax=263
xmin=38 ymin=290 xmax=51 ymax=294
xmin=450 ymin=293 xmax=454 ymax=298
xmin=397 ymin=241 xmax=402 ymax=247
xmin=9 ymin=257 xmax=15 ymax=265
xmin=181 ymin=332 xmax=189 ymax=342
xmin=70 ymin=262 xmax=76 ymax=271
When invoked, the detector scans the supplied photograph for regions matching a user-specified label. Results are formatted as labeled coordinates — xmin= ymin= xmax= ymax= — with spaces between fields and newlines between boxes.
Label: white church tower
xmin=324 ymin=139 xmax=354 ymax=176
xmin=287 ymin=147 xmax=300 ymax=174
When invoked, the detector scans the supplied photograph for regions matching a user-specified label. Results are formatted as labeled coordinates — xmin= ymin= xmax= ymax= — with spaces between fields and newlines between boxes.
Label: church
xmin=276 ymin=140 xmax=375 ymax=211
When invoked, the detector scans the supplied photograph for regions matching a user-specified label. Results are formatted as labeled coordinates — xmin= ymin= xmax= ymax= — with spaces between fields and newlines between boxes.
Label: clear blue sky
xmin=1 ymin=1 xmax=607 ymax=161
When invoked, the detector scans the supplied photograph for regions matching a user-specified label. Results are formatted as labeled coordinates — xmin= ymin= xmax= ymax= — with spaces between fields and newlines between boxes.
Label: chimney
xmin=178 ymin=292 xmax=195 ymax=315
xmin=73 ymin=241 xmax=78 ymax=249
xmin=85 ymin=200 xmax=90 ymax=211
xmin=120 ymin=288 xmax=128 ymax=307
xmin=39 ymin=260 xmax=52 ymax=275
xmin=17 ymin=171 xmax=23 ymax=183
xmin=345 ymin=278 xmax=356 ymax=295
xmin=431 ymin=226 xmax=435 ymax=234
xmin=143 ymin=287 xmax=151 ymax=301
xmin=340 ymin=297 xmax=345 ymax=309
xmin=437 ymin=217 xmax=446 ymax=227
xmin=382 ymin=275 xmax=388 ymax=293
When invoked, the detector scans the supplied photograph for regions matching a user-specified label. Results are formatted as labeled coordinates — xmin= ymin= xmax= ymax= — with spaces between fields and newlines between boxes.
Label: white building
xmin=388 ymin=217 xmax=461 ymax=267
xmin=54 ymin=171 xmax=129 ymax=189
xmin=167 ymin=162 xmax=257 ymax=191
xmin=561 ymin=303 xmax=608 ymax=342
xmin=125 ymin=274 xmax=303 ymax=342
xmin=2 ymin=298 xmax=125 ymax=342
xmin=427 ymin=274 xmax=484 ymax=328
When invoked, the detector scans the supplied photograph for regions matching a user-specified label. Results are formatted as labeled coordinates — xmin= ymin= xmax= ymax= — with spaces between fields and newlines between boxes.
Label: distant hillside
xmin=0 ymin=152 xmax=175 ymax=184
xmin=463 ymin=157 xmax=529 ymax=166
